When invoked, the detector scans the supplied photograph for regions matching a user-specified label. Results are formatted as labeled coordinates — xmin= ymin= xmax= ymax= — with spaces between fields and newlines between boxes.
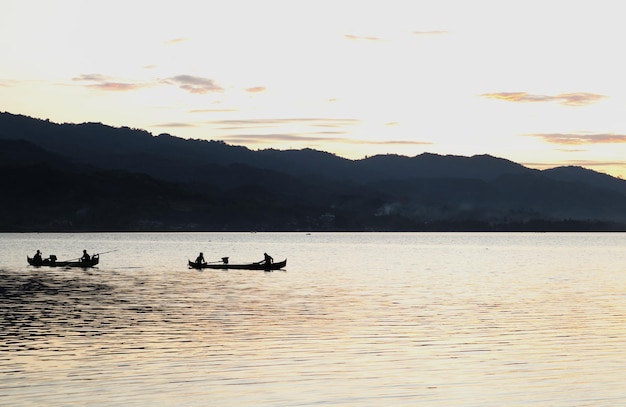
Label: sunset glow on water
xmin=2 ymin=232 xmax=626 ymax=405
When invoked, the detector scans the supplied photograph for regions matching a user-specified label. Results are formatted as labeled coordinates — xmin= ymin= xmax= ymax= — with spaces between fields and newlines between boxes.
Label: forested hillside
xmin=2 ymin=112 xmax=625 ymax=231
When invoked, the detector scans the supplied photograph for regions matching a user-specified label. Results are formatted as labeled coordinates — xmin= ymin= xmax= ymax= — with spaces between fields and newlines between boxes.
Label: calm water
xmin=1 ymin=232 xmax=626 ymax=406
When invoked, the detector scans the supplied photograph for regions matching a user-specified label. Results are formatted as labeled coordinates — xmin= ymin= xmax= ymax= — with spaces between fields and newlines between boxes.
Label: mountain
xmin=1 ymin=111 xmax=625 ymax=231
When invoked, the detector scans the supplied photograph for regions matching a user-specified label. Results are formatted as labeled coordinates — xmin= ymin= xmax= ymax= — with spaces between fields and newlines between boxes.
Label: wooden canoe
xmin=188 ymin=258 xmax=286 ymax=270
xmin=27 ymin=254 xmax=100 ymax=268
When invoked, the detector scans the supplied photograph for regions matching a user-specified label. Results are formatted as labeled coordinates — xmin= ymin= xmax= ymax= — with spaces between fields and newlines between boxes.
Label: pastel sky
xmin=2 ymin=0 xmax=625 ymax=178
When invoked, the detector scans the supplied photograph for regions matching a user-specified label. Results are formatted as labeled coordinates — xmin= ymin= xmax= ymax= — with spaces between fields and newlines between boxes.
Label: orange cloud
xmin=72 ymin=74 xmax=150 ymax=91
xmin=89 ymin=82 xmax=147 ymax=91
xmin=527 ymin=132 xmax=626 ymax=145
xmin=482 ymin=92 xmax=606 ymax=106
xmin=245 ymin=86 xmax=266 ymax=93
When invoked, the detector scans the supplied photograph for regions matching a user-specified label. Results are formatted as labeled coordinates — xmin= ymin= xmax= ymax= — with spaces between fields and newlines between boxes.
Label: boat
xmin=188 ymin=258 xmax=287 ymax=270
xmin=27 ymin=254 xmax=100 ymax=268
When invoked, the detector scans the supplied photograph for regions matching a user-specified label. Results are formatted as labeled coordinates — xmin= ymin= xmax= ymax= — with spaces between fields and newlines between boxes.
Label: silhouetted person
xmin=33 ymin=250 xmax=42 ymax=265
xmin=263 ymin=252 xmax=273 ymax=264
xmin=195 ymin=252 xmax=206 ymax=264
xmin=81 ymin=250 xmax=91 ymax=263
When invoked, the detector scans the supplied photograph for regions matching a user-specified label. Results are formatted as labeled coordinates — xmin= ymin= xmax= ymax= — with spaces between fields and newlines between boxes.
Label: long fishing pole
xmin=96 ymin=249 xmax=119 ymax=255
xmin=61 ymin=249 xmax=118 ymax=262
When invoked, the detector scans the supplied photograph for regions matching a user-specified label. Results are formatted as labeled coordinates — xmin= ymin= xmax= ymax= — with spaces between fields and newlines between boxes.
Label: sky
xmin=1 ymin=0 xmax=625 ymax=178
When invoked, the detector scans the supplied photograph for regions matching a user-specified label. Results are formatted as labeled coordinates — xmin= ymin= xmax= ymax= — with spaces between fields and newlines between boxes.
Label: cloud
xmin=245 ymin=86 xmax=266 ymax=93
xmin=412 ymin=30 xmax=448 ymax=36
xmin=72 ymin=73 xmax=227 ymax=95
xmin=165 ymin=37 xmax=188 ymax=45
xmin=73 ymin=74 xmax=109 ymax=82
xmin=481 ymin=92 xmax=606 ymax=106
xmin=221 ymin=132 xmax=431 ymax=146
xmin=344 ymin=34 xmax=386 ymax=42
xmin=163 ymin=75 xmax=224 ymax=94
xmin=90 ymin=82 xmax=147 ymax=91
xmin=206 ymin=117 xmax=431 ymax=147
xmin=72 ymin=74 xmax=150 ymax=92
xmin=154 ymin=122 xmax=197 ymax=128
xmin=207 ymin=118 xmax=360 ymax=130
xmin=526 ymin=132 xmax=626 ymax=145
xmin=345 ymin=31 xmax=446 ymax=43
xmin=189 ymin=108 xmax=238 ymax=113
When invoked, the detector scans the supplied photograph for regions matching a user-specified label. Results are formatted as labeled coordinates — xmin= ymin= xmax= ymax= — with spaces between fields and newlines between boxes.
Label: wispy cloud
xmin=245 ymin=86 xmax=266 ymax=93
xmin=207 ymin=118 xmax=360 ymax=130
xmin=482 ymin=92 xmax=606 ymax=106
xmin=165 ymin=37 xmax=188 ymax=45
xmin=190 ymin=108 xmax=238 ymax=113
xmin=222 ymin=133 xmax=431 ymax=146
xmin=344 ymin=34 xmax=386 ymax=42
xmin=162 ymin=75 xmax=224 ymax=94
xmin=206 ymin=117 xmax=429 ymax=146
xmin=72 ymin=74 xmax=150 ymax=91
xmin=154 ymin=122 xmax=197 ymax=128
xmin=526 ymin=132 xmax=626 ymax=145
xmin=412 ymin=30 xmax=448 ymax=36
xmin=71 ymin=73 xmax=240 ymax=95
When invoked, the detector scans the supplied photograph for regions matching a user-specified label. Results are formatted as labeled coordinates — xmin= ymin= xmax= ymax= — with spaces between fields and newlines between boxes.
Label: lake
xmin=1 ymin=232 xmax=626 ymax=406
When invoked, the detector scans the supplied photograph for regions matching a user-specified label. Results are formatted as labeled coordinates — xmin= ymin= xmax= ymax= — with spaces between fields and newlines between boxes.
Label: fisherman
xmin=81 ymin=250 xmax=91 ymax=263
xmin=33 ymin=250 xmax=42 ymax=264
xmin=195 ymin=252 xmax=206 ymax=264
xmin=263 ymin=252 xmax=273 ymax=264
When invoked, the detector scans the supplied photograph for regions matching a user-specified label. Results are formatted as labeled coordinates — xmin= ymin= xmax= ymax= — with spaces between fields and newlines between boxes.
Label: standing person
xmin=195 ymin=252 xmax=206 ymax=264
xmin=81 ymin=250 xmax=91 ymax=263
xmin=263 ymin=252 xmax=273 ymax=264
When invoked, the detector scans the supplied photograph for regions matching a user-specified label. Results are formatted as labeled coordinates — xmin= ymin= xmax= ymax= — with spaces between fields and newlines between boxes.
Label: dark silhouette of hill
xmin=0 ymin=139 xmax=88 ymax=172
xmin=1 ymin=111 xmax=625 ymax=231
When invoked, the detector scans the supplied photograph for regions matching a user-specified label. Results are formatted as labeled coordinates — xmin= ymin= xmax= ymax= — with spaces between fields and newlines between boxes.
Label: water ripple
xmin=2 ymin=232 xmax=626 ymax=406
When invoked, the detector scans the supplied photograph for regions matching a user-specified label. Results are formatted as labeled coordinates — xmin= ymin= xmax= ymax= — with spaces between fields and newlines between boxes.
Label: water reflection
xmin=1 ymin=272 xmax=114 ymax=347
xmin=2 ymin=233 xmax=626 ymax=406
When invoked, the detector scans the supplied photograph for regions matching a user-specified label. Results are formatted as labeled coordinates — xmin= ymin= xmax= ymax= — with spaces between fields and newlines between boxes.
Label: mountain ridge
xmin=1 ymin=111 xmax=625 ymax=231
